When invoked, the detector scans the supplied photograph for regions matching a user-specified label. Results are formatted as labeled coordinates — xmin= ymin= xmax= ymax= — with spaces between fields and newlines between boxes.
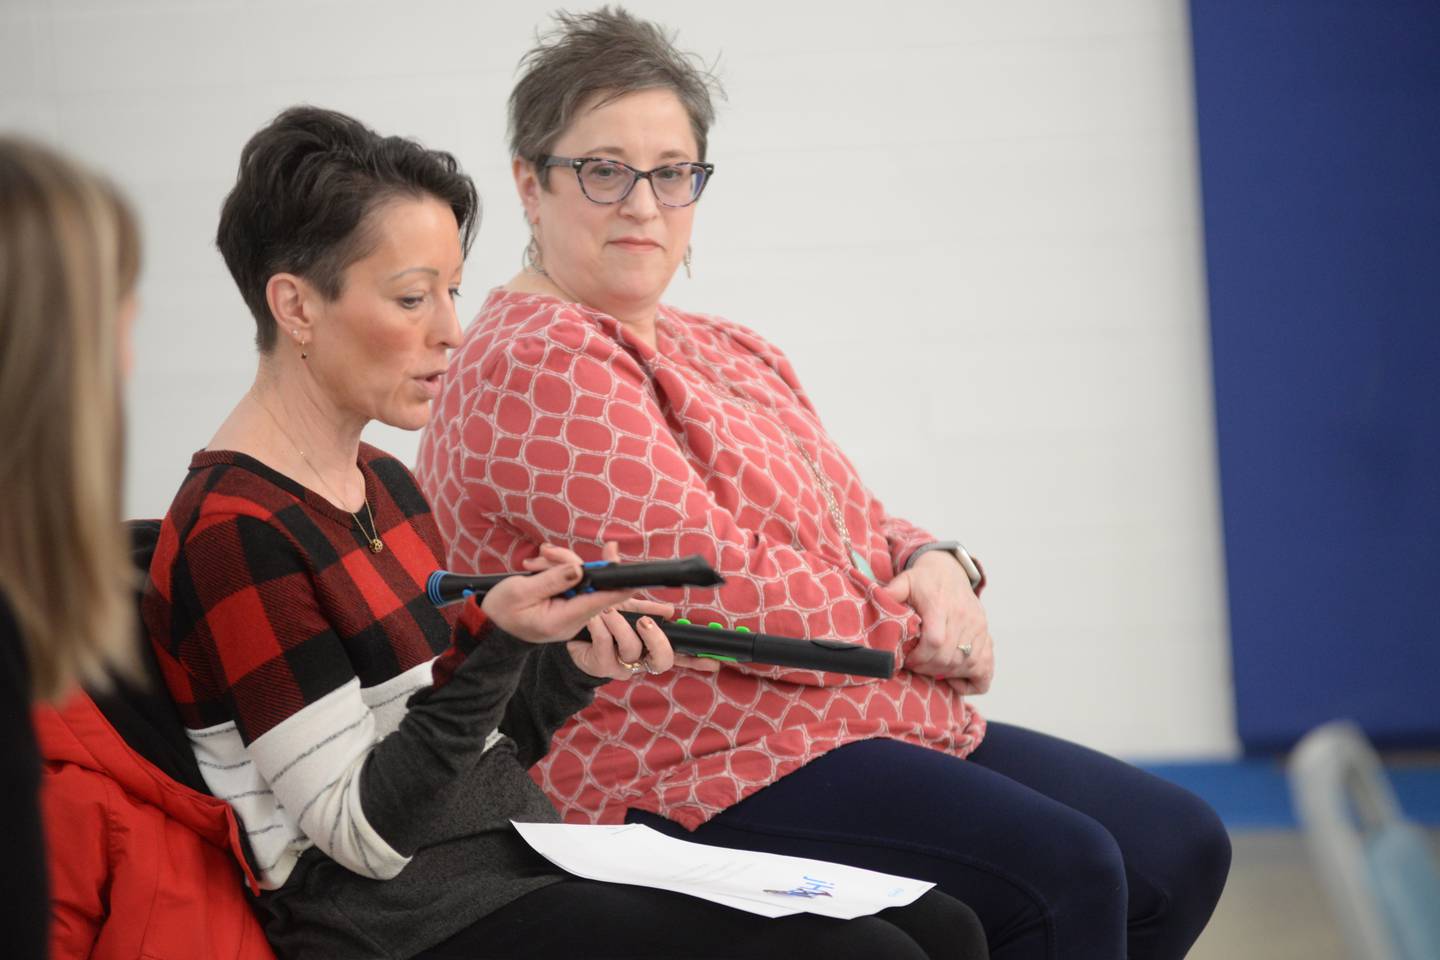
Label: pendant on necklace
xmin=368 ymin=538 xmax=384 ymax=554
xmin=850 ymin=547 xmax=876 ymax=581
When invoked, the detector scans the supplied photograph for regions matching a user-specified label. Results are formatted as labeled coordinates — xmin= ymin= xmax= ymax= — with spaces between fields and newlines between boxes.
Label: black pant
xmin=415 ymin=880 xmax=987 ymax=959
xmin=631 ymin=725 xmax=1232 ymax=960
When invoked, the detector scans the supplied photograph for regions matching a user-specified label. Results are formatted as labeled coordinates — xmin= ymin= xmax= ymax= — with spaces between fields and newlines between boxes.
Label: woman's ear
xmin=513 ymin=156 xmax=541 ymax=224
xmin=265 ymin=273 xmax=315 ymax=347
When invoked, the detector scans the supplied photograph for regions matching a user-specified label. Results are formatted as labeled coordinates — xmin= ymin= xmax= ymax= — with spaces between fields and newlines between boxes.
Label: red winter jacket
xmin=35 ymin=691 xmax=275 ymax=960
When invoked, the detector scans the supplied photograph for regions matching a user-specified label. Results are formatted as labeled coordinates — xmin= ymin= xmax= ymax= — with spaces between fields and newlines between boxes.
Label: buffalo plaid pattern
xmin=144 ymin=445 xmax=488 ymax=745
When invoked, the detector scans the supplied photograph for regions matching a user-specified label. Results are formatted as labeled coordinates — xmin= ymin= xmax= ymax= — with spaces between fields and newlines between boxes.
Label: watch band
xmin=906 ymin=540 xmax=983 ymax=591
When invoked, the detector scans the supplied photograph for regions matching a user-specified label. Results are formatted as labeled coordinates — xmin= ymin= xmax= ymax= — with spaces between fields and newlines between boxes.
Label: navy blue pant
xmin=629 ymin=724 xmax=1232 ymax=960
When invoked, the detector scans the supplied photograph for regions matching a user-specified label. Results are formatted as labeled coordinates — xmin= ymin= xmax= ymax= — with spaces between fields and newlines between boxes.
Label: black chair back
xmin=85 ymin=520 xmax=209 ymax=794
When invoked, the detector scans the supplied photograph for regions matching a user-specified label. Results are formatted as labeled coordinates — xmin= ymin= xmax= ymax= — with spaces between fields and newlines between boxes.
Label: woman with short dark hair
xmin=146 ymin=105 xmax=987 ymax=960
xmin=416 ymin=9 xmax=1232 ymax=959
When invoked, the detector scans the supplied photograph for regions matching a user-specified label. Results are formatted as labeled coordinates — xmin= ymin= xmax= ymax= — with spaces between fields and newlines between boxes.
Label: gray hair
xmin=508 ymin=7 xmax=723 ymax=181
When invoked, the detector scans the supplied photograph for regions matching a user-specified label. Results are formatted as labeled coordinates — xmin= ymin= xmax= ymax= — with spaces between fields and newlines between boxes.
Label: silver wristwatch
xmin=906 ymin=540 xmax=983 ymax=590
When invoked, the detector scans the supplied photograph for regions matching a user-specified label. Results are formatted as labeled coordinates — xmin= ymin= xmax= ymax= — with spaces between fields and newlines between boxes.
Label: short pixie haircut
xmin=508 ymin=7 xmax=723 ymax=180
xmin=217 ymin=106 xmax=479 ymax=352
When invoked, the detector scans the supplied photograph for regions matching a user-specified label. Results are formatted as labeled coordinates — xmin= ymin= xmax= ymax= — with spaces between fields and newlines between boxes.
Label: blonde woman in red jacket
xmin=0 ymin=137 xmax=140 ymax=960
xmin=0 ymin=139 xmax=270 ymax=960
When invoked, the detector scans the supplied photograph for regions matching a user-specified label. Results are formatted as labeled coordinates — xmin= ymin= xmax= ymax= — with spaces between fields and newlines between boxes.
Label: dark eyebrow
xmin=386 ymin=267 xmax=440 ymax=282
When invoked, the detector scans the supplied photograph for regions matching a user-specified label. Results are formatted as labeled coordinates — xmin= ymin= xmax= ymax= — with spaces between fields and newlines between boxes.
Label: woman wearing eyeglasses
xmin=416 ymin=9 xmax=1230 ymax=960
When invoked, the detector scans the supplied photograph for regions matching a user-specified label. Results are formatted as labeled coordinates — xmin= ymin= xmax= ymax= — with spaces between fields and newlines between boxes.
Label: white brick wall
xmin=0 ymin=0 xmax=1237 ymax=760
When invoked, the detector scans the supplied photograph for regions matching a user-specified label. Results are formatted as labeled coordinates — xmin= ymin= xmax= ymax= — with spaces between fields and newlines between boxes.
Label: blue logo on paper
xmin=764 ymin=874 xmax=836 ymax=899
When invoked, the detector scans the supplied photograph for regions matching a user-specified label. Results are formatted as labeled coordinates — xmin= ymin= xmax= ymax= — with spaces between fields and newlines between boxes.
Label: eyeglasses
xmin=539 ymin=155 xmax=715 ymax=207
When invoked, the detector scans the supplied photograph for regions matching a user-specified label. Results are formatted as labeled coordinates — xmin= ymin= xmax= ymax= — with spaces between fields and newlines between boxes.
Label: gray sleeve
xmin=357 ymin=625 xmax=535 ymax=856
xmin=500 ymin=643 xmax=610 ymax=768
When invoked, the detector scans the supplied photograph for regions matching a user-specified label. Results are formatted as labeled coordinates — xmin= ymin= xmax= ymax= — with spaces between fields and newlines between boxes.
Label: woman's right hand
xmin=479 ymin=544 xmax=634 ymax=644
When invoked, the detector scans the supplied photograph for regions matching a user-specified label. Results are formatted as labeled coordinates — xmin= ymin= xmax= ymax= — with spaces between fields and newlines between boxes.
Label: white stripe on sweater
xmin=187 ymin=659 xmax=505 ymax=890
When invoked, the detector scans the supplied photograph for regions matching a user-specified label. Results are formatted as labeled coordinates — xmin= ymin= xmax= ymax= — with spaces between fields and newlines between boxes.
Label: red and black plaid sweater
xmin=142 ymin=445 xmax=598 ymax=936
xmin=148 ymin=446 xmax=467 ymax=725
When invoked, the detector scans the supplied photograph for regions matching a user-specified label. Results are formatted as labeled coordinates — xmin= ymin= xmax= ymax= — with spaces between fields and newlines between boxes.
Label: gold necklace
xmin=655 ymin=318 xmax=876 ymax=581
xmin=250 ymin=392 xmax=384 ymax=554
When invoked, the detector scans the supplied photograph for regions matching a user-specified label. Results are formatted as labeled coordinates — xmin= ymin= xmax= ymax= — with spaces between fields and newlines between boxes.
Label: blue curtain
xmin=1189 ymin=0 xmax=1440 ymax=751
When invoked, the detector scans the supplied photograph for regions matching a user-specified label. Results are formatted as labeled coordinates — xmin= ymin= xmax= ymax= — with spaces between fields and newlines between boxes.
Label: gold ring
xmin=617 ymin=656 xmax=646 ymax=672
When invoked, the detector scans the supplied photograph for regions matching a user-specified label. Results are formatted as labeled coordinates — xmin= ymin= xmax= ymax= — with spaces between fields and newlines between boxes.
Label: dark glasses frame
xmin=539 ymin=155 xmax=716 ymax=207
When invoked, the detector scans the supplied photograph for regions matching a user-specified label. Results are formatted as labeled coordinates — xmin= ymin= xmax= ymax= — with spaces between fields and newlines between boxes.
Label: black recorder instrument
xmin=599 ymin=610 xmax=895 ymax=679
xmin=424 ymin=557 xmax=895 ymax=679
xmin=426 ymin=555 xmax=725 ymax=604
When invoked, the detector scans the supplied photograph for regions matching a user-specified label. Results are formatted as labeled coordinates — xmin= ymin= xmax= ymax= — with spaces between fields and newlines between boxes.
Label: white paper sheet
xmin=512 ymin=820 xmax=934 ymax=919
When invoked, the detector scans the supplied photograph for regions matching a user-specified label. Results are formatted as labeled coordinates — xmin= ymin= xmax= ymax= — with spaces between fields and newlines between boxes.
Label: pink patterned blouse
xmin=415 ymin=289 xmax=986 ymax=829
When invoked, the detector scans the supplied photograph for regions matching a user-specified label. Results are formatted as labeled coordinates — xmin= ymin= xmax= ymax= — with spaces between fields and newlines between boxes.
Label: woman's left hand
xmin=880 ymin=551 xmax=994 ymax=695
xmin=524 ymin=542 xmax=722 ymax=681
